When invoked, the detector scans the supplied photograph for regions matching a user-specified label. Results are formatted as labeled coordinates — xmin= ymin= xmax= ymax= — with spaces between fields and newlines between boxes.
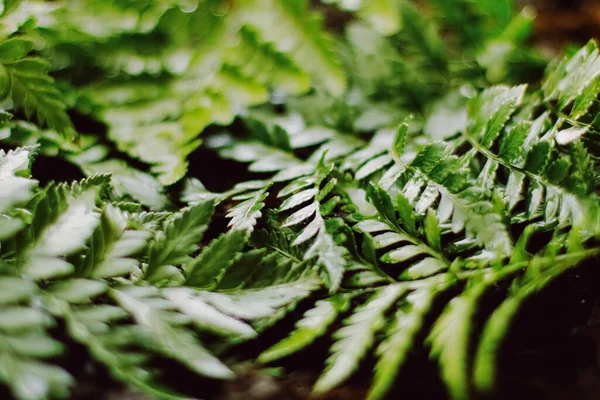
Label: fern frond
xmin=79 ymin=159 xmax=171 ymax=210
xmin=0 ymin=38 xmax=74 ymax=137
xmin=20 ymin=184 xmax=103 ymax=280
xmin=543 ymin=39 xmax=600 ymax=120
xmin=76 ymin=204 xmax=150 ymax=279
xmin=462 ymin=85 xmax=599 ymax=231
xmin=324 ymin=0 xmax=402 ymax=36
xmin=258 ymin=294 xmax=352 ymax=363
xmin=313 ymin=283 xmax=406 ymax=393
xmin=226 ymin=182 xmax=271 ymax=233
xmin=145 ymin=201 xmax=214 ymax=282
xmin=245 ymin=0 xmax=346 ymax=96
xmin=184 ymin=229 xmax=248 ymax=289
xmin=224 ymin=26 xmax=311 ymax=95
xmin=0 ymin=277 xmax=71 ymax=400
xmin=0 ymin=146 xmax=38 ymax=240
xmin=358 ymin=185 xmax=450 ymax=280
xmin=111 ymin=285 xmax=235 ymax=379
xmin=199 ymin=277 xmax=320 ymax=323
xmin=368 ymin=285 xmax=439 ymax=400
xmin=280 ymin=158 xmax=348 ymax=292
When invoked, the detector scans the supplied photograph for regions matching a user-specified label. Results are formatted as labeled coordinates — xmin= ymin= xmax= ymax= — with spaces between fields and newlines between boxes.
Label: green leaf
xmin=399 ymin=257 xmax=447 ymax=280
xmin=48 ymin=279 xmax=107 ymax=304
xmin=427 ymin=295 xmax=473 ymax=400
xmin=0 ymin=146 xmax=38 ymax=214
xmin=498 ymin=121 xmax=529 ymax=163
xmin=314 ymin=284 xmax=406 ymax=393
xmin=0 ymin=277 xmax=36 ymax=303
xmin=79 ymin=159 xmax=170 ymax=210
xmin=164 ymin=288 xmax=257 ymax=338
xmin=199 ymin=278 xmax=320 ymax=320
xmin=79 ymin=205 xmax=150 ymax=279
xmin=543 ymin=40 xmax=600 ymax=119
xmin=0 ymin=37 xmax=33 ymax=63
xmin=368 ymin=287 xmax=438 ymax=400
xmin=281 ymin=165 xmax=347 ymax=292
xmin=247 ymin=0 xmax=346 ymax=96
xmin=259 ymin=294 xmax=351 ymax=363
xmin=428 ymin=275 xmax=506 ymax=400
xmin=112 ymin=287 xmax=235 ymax=379
xmin=524 ymin=141 xmax=551 ymax=174
xmin=367 ymin=184 xmax=397 ymax=226
xmin=424 ymin=208 xmax=441 ymax=252
xmin=468 ymin=85 xmax=526 ymax=147
xmin=185 ymin=229 xmax=249 ymax=289
xmin=146 ymin=201 xmax=214 ymax=281
xmin=0 ymin=306 xmax=53 ymax=331
xmin=4 ymin=58 xmax=74 ymax=137
xmin=393 ymin=120 xmax=409 ymax=157
xmin=227 ymin=184 xmax=271 ymax=232
xmin=25 ymin=189 xmax=100 ymax=280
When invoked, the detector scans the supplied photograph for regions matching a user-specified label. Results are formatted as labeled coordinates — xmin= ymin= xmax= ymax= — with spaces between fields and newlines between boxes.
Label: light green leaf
xmin=424 ymin=208 xmax=441 ymax=252
xmin=259 ymin=294 xmax=351 ymax=363
xmin=314 ymin=284 xmax=406 ymax=393
xmin=164 ymin=288 xmax=256 ymax=338
xmin=185 ymin=230 xmax=248 ymax=289
xmin=146 ymin=201 xmax=214 ymax=281
xmin=368 ymin=287 xmax=437 ymax=400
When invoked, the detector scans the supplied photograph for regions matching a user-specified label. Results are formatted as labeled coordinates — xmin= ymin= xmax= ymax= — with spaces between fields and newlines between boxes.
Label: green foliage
xmin=0 ymin=149 xmax=319 ymax=399
xmin=0 ymin=37 xmax=74 ymax=136
xmin=1 ymin=1 xmax=600 ymax=400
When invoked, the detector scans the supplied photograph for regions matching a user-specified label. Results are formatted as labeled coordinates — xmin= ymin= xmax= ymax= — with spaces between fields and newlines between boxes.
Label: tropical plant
xmin=1 ymin=0 xmax=599 ymax=399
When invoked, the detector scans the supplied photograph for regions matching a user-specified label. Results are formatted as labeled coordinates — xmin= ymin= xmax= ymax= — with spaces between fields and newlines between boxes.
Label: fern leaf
xmin=465 ymin=88 xmax=597 ymax=230
xmin=281 ymin=161 xmax=347 ymax=292
xmin=245 ymin=0 xmax=346 ymax=96
xmin=58 ymin=296 xmax=187 ymax=399
xmin=79 ymin=159 xmax=170 ymax=210
xmin=77 ymin=204 xmax=151 ymax=279
xmin=390 ymin=126 xmax=514 ymax=257
xmin=314 ymin=284 xmax=406 ymax=393
xmin=259 ymin=294 xmax=352 ymax=363
xmin=111 ymin=286 xmax=235 ymax=379
xmin=199 ymin=278 xmax=320 ymax=321
xmin=467 ymin=85 xmax=526 ymax=147
xmin=182 ymin=178 xmax=226 ymax=204
xmin=184 ymin=229 xmax=249 ymax=289
xmin=543 ymin=40 xmax=600 ymax=120
xmin=24 ymin=188 xmax=101 ymax=280
xmin=146 ymin=201 xmax=214 ymax=282
xmin=361 ymin=186 xmax=450 ymax=280
xmin=221 ymin=229 xmax=312 ymax=289
xmin=0 ymin=146 xmax=38 ymax=240
xmin=0 ymin=277 xmax=72 ymax=400
xmin=62 ymin=307 xmax=186 ymax=400
xmin=427 ymin=292 xmax=473 ymax=400
xmin=0 ymin=146 xmax=37 ymax=213
xmin=225 ymin=26 xmax=311 ymax=95
xmin=1 ymin=38 xmax=74 ymax=137
xmin=164 ymin=287 xmax=257 ymax=338
xmin=368 ymin=286 xmax=439 ymax=400
xmin=226 ymin=183 xmax=271 ymax=232
xmin=428 ymin=266 xmax=527 ymax=400
xmin=217 ymin=140 xmax=303 ymax=174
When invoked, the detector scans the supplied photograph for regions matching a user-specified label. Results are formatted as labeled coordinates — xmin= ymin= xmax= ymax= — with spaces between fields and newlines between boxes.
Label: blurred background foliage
xmin=2 ymin=0 xmax=561 ymax=198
